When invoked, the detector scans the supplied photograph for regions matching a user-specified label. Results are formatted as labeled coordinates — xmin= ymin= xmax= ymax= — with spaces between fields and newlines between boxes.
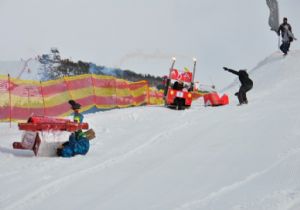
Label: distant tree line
xmin=38 ymin=48 xmax=164 ymax=89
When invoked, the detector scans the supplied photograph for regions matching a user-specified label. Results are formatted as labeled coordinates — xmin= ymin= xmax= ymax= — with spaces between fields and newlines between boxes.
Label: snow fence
xmin=0 ymin=74 xmax=202 ymax=122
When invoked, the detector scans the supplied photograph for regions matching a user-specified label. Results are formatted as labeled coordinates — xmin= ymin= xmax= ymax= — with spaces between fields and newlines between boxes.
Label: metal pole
xmin=8 ymin=74 xmax=12 ymax=127
xmin=192 ymin=58 xmax=197 ymax=83
xmin=40 ymin=81 xmax=46 ymax=116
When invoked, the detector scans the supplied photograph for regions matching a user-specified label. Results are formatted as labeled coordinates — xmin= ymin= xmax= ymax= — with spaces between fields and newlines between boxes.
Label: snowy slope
xmin=1 ymin=51 xmax=300 ymax=210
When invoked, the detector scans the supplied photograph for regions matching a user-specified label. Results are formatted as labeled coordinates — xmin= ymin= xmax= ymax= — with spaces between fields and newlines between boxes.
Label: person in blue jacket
xmin=57 ymin=100 xmax=90 ymax=157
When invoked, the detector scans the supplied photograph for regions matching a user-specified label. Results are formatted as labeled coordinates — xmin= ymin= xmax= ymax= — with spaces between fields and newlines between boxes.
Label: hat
xmin=68 ymin=100 xmax=81 ymax=110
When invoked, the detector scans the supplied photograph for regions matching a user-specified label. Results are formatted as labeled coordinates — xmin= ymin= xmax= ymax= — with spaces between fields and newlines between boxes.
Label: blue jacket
xmin=60 ymin=133 xmax=90 ymax=157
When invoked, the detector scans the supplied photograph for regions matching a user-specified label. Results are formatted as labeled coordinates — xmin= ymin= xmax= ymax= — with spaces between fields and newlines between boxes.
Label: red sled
xmin=13 ymin=132 xmax=41 ymax=156
xmin=18 ymin=116 xmax=89 ymax=132
xmin=13 ymin=116 xmax=89 ymax=156
xmin=204 ymin=92 xmax=229 ymax=106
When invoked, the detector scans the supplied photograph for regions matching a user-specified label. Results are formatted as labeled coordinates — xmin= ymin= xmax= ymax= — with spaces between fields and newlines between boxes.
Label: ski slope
xmin=1 ymin=51 xmax=300 ymax=210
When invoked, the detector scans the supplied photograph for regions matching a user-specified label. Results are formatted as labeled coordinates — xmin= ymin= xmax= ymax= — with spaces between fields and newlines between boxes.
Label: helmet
xmin=69 ymin=100 xmax=81 ymax=110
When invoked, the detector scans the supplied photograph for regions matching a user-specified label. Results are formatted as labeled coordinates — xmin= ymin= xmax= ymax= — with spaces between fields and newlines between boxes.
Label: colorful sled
xmin=18 ymin=116 xmax=88 ymax=132
xmin=13 ymin=116 xmax=89 ymax=156
xmin=203 ymin=92 xmax=229 ymax=106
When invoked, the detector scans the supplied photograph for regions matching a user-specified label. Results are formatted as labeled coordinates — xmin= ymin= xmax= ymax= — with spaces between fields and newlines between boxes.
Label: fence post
xmin=90 ymin=74 xmax=96 ymax=106
xmin=40 ymin=81 xmax=46 ymax=116
xmin=146 ymin=81 xmax=150 ymax=105
xmin=114 ymin=77 xmax=118 ymax=108
xmin=63 ymin=76 xmax=73 ymax=100
xmin=8 ymin=74 xmax=12 ymax=127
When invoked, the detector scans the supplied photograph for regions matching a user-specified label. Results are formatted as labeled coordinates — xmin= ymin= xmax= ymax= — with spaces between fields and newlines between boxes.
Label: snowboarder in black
xmin=277 ymin=17 xmax=296 ymax=55
xmin=223 ymin=67 xmax=253 ymax=105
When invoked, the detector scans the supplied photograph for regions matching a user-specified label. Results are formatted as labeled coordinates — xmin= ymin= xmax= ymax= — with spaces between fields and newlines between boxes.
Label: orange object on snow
xmin=203 ymin=92 xmax=229 ymax=106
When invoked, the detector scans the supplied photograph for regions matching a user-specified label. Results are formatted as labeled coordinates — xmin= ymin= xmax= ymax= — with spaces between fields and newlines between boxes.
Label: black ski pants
xmin=238 ymin=84 xmax=253 ymax=104
xmin=280 ymin=41 xmax=290 ymax=54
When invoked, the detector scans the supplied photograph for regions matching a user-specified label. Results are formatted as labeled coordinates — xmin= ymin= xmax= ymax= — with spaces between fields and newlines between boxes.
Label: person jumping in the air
xmin=223 ymin=67 xmax=253 ymax=105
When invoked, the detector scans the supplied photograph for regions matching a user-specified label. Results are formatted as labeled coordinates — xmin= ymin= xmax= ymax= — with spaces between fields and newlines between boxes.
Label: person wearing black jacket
xmin=223 ymin=67 xmax=253 ymax=105
xmin=277 ymin=17 xmax=296 ymax=55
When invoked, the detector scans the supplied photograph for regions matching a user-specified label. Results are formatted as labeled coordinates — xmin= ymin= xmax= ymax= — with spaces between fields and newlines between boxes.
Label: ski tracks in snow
xmin=173 ymin=146 xmax=300 ymax=210
xmin=2 ymin=121 xmax=191 ymax=210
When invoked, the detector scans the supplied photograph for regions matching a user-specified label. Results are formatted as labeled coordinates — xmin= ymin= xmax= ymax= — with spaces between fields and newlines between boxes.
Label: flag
xmin=184 ymin=67 xmax=190 ymax=72
xmin=266 ymin=0 xmax=279 ymax=33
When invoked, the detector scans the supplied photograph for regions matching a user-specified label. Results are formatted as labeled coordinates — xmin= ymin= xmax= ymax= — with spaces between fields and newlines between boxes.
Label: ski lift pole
xmin=169 ymin=57 xmax=176 ymax=78
xmin=8 ymin=74 xmax=12 ymax=128
xmin=192 ymin=58 xmax=197 ymax=83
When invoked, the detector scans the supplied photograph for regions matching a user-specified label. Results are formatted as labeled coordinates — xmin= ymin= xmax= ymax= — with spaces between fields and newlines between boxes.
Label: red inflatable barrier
xmin=18 ymin=116 xmax=89 ymax=132
xmin=27 ymin=116 xmax=71 ymax=124
xmin=204 ymin=92 xmax=229 ymax=106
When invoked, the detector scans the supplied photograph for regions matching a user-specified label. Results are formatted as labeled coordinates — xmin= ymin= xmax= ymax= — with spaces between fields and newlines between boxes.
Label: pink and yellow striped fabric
xmin=0 ymin=74 xmax=202 ymax=122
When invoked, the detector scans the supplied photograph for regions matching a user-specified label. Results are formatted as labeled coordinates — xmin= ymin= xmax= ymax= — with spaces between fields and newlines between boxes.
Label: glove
xmin=223 ymin=67 xmax=228 ymax=71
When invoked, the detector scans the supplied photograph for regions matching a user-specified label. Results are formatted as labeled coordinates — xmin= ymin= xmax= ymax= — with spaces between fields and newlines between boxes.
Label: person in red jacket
xmin=223 ymin=67 xmax=253 ymax=105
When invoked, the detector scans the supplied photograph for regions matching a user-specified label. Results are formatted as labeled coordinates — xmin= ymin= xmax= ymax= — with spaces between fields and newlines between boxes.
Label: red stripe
xmin=0 ymin=80 xmax=8 ymax=91
xmin=133 ymin=94 xmax=147 ymax=104
xmin=10 ymin=107 xmax=45 ymax=120
xmin=129 ymin=82 xmax=147 ymax=90
xmin=71 ymin=95 xmax=94 ymax=108
xmin=0 ymin=107 xmax=9 ymax=120
xmin=41 ymin=83 xmax=69 ymax=96
xmin=95 ymin=96 xmax=116 ymax=106
xmin=116 ymin=96 xmax=134 ymax=106
xmin=93 ymin=78 xmax=116 ymax=88
xmin=65 ymin=77 xmax=93 ymax=91
xmin=9 ymin=84 xmax=42 ymax=97
xmin=116 ymin=80 xmax=129 ymax=89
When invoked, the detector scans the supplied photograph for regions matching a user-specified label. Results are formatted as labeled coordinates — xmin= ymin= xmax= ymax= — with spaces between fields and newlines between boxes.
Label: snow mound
xmin=0 ymin=51 xmax=300 ymax=210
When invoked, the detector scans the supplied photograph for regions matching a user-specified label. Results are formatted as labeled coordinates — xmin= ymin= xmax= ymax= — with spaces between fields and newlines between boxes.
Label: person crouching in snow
xmin=56 ymin=100 xmax=90 ymax=157
xmin=223 ymin=67 xmax=253 ymax=105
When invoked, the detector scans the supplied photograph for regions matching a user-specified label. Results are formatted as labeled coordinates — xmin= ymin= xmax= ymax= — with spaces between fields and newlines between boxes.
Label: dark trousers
xmin=238 ymin=84 xmax=253 ymax=104
xmin=280 ymin=41 xmax=290 ymax=54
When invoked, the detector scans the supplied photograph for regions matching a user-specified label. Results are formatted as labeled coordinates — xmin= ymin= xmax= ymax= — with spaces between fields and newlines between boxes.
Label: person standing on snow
xmin=223 ymin=67 xmax=253 ymax=105
xmin=56 ymin=100 xmax=90 ymax=157
xmin=277 ymin=17 xmax=297 ymax=55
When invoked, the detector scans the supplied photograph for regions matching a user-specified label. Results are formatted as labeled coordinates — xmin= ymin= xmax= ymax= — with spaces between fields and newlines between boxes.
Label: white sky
xmin=0 ymin=0 xmax=299 ymax=87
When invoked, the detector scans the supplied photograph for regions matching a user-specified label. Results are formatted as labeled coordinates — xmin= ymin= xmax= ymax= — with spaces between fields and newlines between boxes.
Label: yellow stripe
xmin=68 ymin=87 xmax=94 ymax=101
xmin=94 ymin=87 xmax=115 ymax=97
xmin=131 ymin=86 xmax=147 ymax=97
xmin=0 ymin=93 xmax=9 ymax=106
xmin=95 ymin=104 xmax=116 ymax=109
xmin=116 ymin=88 xmax=131 ymax=97
xmin=11 ymin=78 xmax=40 ymax=85
xmin=44 ymin=92 xmax=70 ymax=107
xmin=42 ymin=77 xmax=65 ymax=86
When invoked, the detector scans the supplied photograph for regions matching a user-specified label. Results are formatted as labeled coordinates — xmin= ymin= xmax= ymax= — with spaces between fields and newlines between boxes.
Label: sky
xmin=1 ymin=50 xmax=300 ymax=210
xmin=0 ymin=0 xmax=299 ymax=87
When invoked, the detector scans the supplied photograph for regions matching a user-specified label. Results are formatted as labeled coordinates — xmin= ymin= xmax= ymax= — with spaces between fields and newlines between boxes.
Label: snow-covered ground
xmin=1 ymin=50 xmax=300 ymax=210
